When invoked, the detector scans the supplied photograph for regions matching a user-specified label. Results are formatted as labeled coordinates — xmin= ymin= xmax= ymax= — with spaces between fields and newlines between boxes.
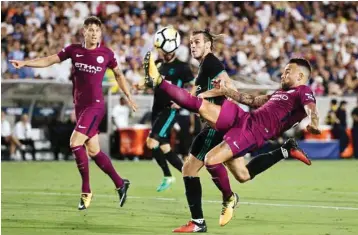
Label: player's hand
xmin=9 ymin=60 xmax=26 ymax=69
xmin=127 ymin=96 xmax=138 ymax=112
xmin=306 ymin=124 xmax=321 ymax=135
xmin=212 ymin=76 xmax=235 ymax=95
xmin=171 ymin=102 xmax=181 ymax=109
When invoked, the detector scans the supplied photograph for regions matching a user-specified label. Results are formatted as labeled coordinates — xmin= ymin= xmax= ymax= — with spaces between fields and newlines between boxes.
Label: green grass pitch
xmin=2 ymin=160 xmax=358 ymax=235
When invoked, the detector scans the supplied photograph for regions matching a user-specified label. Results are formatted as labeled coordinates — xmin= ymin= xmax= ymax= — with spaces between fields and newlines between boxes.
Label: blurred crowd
xmin=1 ymin=2 xmax=358 ymax=95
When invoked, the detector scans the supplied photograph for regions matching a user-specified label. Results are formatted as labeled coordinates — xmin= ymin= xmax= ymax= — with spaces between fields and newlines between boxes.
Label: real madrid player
xmin=147 ymin=27 xmax=194 ymax=192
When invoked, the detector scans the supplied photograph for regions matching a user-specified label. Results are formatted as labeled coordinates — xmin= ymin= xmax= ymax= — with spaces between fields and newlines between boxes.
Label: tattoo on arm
xmin=225 ymin=88 xmax=270 ymax=108
xmin=304 ymin=103 xmax=319 ymax=125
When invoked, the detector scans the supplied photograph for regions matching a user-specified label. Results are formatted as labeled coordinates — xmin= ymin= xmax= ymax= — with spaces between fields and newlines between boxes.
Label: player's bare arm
xmin=224 ymin=87 xmax=270 ymax=108
xmin=304 ymin=103 xmax=321 ymax=135
xmin=198 ymin=72 xmax=233 ymax=99
xmin=112 ymin=66 xmax=138 ymax=112
xmin=9 ymin=54 xmax=61 ymax=69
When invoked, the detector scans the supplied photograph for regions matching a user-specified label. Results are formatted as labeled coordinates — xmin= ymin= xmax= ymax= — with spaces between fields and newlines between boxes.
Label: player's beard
xmin=164 ymin=52 xmax=175 ymax=62
xmin=193 ymin=49 xmax=205 ymax=61
xmin=281 ymin=81 xmax=292 ymax=90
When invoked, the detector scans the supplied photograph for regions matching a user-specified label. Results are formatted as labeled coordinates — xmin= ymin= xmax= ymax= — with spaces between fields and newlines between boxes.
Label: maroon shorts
xmin=75 ymin=104 xmax=105 ymax=138
xmin=215 ymin=100 xmax=266 ymax=157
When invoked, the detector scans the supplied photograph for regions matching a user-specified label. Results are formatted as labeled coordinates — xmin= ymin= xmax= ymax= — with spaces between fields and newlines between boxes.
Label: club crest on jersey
xmin=305 ymin=93 xmax=315 ymax=100
xmin=75 ymin=62 xmax=102 ymax=74
xmin=97 ymin=56 xmax=104 ymax=64
xmin=169 ymin=68 xmax=175 ymax=75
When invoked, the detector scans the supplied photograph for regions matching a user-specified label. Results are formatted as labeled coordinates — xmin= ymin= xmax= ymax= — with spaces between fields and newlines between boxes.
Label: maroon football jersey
xmin=57 ymin=43 xmax=118 ymax=106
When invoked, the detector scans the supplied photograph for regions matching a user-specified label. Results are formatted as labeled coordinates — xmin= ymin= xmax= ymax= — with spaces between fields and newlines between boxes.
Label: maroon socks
xmin=206 ymin=163 xmax=233 ymax=200
xmin=71 ymin=146 xmax=91 ymax=193
xmin=93 ymin=151 xmax=124 ymax=189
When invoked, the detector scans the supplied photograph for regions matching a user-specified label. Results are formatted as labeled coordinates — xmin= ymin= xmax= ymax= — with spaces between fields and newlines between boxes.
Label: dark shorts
xmin=75 ymin=104 xmax=105 ymax=138
xmin=1 ymin=136 xmax=9 ymax=146
xmin=190 ymin=126 xmax=224 ymax=161
xmin=149 ymin=108 xmax=177 ymax=144
xmin=215 ymin=100 xmax=267 ymax=157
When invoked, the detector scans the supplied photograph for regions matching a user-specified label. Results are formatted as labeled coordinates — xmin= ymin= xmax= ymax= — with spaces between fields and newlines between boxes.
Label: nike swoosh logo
xmin=78 ymin=125 xmax=86 ymax=129
xmin=76 ymin=54 xmax=84 ymax=57
xmin=78 ymin=204 xmax=85 ymax=209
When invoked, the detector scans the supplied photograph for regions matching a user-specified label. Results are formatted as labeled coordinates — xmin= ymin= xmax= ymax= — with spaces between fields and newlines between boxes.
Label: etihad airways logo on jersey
xmin=75 ymin=62 xmax=102 ymax=74
xmin=270 ymin=93 xmax=289 ymax=101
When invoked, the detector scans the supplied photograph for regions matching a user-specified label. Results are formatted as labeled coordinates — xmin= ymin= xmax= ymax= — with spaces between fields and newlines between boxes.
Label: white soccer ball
xmin=154 ymin=27 xmax=181 ymax=54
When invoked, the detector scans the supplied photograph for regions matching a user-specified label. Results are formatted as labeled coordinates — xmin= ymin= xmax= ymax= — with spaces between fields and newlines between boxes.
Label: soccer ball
xmin=154 ymin=27 xmax=181 ymax=54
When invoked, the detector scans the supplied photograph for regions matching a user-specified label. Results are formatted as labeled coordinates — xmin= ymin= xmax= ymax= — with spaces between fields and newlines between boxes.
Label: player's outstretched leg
xmin=285 ymin=138 xmax=311 ymax=165
xmin=143 ymin=51 xmax=203 ymax=113
xmin=246 ymin=138 xmax=311 ymax=180
xmin=204 ymin=141 xmax=239 ymax=226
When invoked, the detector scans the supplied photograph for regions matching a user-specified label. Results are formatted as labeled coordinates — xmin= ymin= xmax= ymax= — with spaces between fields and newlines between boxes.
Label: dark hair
xmin=83 ymin=16 xmax=102 ymax=28
xmin=331 ymin=99 xmax=337 ymax=105
xmin=288 ymin=58 xmax=312 ymax=76
xmin=191 ymin=28 xmax=225 ymax=50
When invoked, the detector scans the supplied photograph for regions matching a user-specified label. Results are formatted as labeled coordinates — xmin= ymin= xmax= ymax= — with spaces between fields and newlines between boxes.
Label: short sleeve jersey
xmin=57 ymin=43 xmax=118 ymax=106
xmin=252 ymin=85 xmax=316 ymax=138
xmin=195 ymin=53 xmax=226 ymax=105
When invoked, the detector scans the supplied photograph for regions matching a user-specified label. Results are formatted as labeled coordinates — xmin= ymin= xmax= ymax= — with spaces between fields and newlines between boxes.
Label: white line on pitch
xmin=2 ymin=191 xmax=358 ymax=211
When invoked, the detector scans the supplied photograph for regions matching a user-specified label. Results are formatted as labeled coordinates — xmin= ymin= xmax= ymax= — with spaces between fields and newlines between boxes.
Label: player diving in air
xmin=10 ymin=16 xmax=137 ymax=210
xmin=141 ymin=29 xmax=320 ymax=231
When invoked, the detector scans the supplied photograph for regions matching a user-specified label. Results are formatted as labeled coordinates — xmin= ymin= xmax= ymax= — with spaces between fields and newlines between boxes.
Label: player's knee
xmin=236 ymin=174 xmax=250 ymax=183
xmin=146 ymin=137 xmax=159 ymax=149
xmin=160 ymin=144 xmax=170 ymax=153
xmin=182 ymin=160 xmax=198 ymax=176
xmin=69 ymin=140 xmax=79 ymax=148
xmin=203 ymin=154 xmax=215 ymax=166
xmin=234 ymin=170 xmax=251 ymax=183
xmin=69 ymin=136 xmax=85 ymax=148
xmin=87 ymin=148 xmax=99 ymax=157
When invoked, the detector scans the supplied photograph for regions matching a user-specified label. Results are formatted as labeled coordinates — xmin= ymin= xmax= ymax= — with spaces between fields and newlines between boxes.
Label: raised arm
xmin=304 ymin=102 xmax=321 ymax=134
xmin=225 ymin=88 xmax=270 ymax=108
xmin=9 ymin=54 xmax=61 ymax=69
xmin=226 ymin=89 xmax=270 ymax=108
xmin=112 ymin=66 xmax=138 ymax=112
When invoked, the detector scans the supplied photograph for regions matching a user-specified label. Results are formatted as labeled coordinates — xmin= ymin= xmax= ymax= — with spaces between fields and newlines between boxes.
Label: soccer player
xmin=143 ymin=35 xmax=320 ymax=228
xmin=146 ymin=49 xmax=194 ymax=192
xmin=10 ymin=16 xmax=137 ymax=210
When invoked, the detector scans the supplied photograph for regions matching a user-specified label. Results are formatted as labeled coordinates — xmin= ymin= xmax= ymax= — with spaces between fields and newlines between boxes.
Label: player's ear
xmin=81 ymin=27 xmax=86 ymax=37
xmin=205 ymin=41 xmax=211 ymax=51
xmin=298 ymin=72 xmax=304 ymax=81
